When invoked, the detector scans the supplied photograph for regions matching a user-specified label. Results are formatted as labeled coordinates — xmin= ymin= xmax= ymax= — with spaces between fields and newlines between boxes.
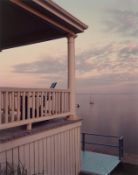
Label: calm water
xmin=76 ymin=94 xmax=138 ymax=155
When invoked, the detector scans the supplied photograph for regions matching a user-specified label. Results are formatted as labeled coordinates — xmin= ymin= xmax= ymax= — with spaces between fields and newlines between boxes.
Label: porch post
xmin=67 ymin=35 xmax=78 ymax=120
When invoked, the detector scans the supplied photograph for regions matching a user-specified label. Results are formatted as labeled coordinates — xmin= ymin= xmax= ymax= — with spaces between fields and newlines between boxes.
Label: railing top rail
xmin=82 ymin=132 xmax=122 ymax=139
xmin=83 ymin=141 xmax=119 ymax=148
xmin=0 ymin=87 xmax=70 ymax=92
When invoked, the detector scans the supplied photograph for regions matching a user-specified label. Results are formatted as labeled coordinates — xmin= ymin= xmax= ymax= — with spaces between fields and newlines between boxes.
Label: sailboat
xmin=89 ymin=95 xmax=94 ymax=105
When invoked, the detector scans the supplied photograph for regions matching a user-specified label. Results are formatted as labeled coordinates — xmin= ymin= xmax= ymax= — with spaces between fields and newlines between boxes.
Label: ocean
xmin=76 ymin=94 xmax=138 ymax=155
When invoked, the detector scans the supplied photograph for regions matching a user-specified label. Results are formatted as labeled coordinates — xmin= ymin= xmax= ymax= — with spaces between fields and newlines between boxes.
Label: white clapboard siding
xmin=0 ymin=121 xmax=81 ymax=175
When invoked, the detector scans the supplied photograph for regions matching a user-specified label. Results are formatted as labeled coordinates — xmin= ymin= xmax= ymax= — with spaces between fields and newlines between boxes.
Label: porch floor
xmin=81 ymin=151 xmax=120 ymax=175
xmin=0 ymin=118 xmax=81 ymax=143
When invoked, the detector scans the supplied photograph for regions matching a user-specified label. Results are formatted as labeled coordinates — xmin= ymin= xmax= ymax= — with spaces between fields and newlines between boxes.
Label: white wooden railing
xmin=0 ymin=87 xmax=70 ymax=130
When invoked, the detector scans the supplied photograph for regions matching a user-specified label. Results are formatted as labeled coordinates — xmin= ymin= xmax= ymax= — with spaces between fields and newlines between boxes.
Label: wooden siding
xmin=0 ymin=122 xmax=81 ymax=175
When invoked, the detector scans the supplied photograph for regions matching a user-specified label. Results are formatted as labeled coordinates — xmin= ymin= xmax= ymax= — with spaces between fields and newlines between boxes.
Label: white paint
xmin=67 ymin=36 xmax=78 ymax=120
xmin=0 ymin=122 xmax=81 ymax=175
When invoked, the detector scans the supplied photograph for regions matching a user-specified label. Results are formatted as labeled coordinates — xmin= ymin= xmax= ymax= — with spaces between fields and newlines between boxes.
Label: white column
xmin=67 ymin=35 xmax=78 ymax=120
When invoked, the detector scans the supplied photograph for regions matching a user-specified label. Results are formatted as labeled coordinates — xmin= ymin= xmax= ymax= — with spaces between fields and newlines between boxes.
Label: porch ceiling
xmin=0 ymin=0 xmax=88 ymax=51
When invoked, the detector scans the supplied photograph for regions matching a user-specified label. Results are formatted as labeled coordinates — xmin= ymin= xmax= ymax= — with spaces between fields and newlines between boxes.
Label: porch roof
xmin=0 ymin=0 xmax=88 ymax=51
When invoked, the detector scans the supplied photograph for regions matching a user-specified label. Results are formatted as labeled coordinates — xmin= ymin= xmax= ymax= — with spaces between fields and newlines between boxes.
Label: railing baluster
xmin=32 ymin=91 xmax=35 ymax=118
xmin=1 ymin=92 xmax=4 ymax=123
xmin=27 ymin=92 xmax=30 ymax=120
xmin=65 ymin=92 xmax=66 ymax=113
xmin=44 ymin=92 xmax=47 ymax=117
xmin=67 ymin=92 xmax=69 ymax=112
xmin=60 ymin=92 xmax=62 ymax=113
xmin=36 ymin=92 xmax=39 ymax=118
xmin=48 ymin=91 xmax=51 ymax=116
xmin=57 ymin=92 xmax=59 ymax=114
xmin=17 ymin=92 xmax=20 ymax=121
xmin=51 ymin=91 xmax=53 ymax=115
xmin=55 ymin=92 xmax=57 ymax=114
xmin=5 ymin=92 xmax=8 ymax=123
xmin=9 ymin=92 xmax=11 ymax=113
xmin=57 ymin=92 xmax=58 ymax=114
xmin=62 ymin=92 xmax=64 ymax=113
xmin=1 ymin=92 xmax=4 ymax=116
xmin=47 ymin=91 xmax=49 ymax=116
xmin=64 ymin=92 xmax=66 ymax=113
xmin=41 ymin=92 xmax=43 ymax=117
xmin=22 ymin=92 xmax=26 ymax=120
xmin=55 ymin=92 xmax=57 ymax=115
xmin=53 ymin=91 xmax=55 ymax=114
xmin=53 ymin=91 xmax=55 ymax=115
xmin=58 ymin=92 xmax=60 ymax=113
xmin=68 ymin=91 xmax=70 ymax=113
xmin=63 ymin=92 xmax=65 ymax=113
xmin=59 ymin=92 xmax=60 ymax=113
xmin=65 ymin=92 xmax=67 ymax=112
xmin=50 ymin=91 xmax=52 ymax=115
xmin=0 ymin=91 xmax=1 ymax=124
xmin=66 ymin=92 xmax=68 ymax=112
xmin=11 ymin=91 xmax=14 ymax=122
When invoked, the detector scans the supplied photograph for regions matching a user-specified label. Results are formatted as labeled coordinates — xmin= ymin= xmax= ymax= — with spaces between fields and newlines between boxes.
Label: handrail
xmin=0 ymin=87 xmax=70 ymax=92
xmin=81 ymin=132 xmax=124 ymax=160
xmin=82 ymin=132 xmax=119 ymax=139
xmin=83 ymin=141 xmax=119 ymax=148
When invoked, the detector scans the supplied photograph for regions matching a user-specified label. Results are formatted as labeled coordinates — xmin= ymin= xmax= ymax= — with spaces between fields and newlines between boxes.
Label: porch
xmin=80 ymin=133 xmax=124 ymax=175
xmin=0 ymin=0 xmax=87 ymax=131
xmin=81 ymin=151 xmax=120 ymax=175
xmin=0 ymin=0 xmax=87 ymax=174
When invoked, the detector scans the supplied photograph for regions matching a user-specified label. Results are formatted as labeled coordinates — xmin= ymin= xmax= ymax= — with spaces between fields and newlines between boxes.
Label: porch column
xmin=67 ymin=35 xmax=78 ymax=120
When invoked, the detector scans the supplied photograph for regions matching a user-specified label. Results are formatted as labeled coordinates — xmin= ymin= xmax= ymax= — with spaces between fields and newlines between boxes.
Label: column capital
xmin=67 ymin=34 xmax=77 ymax=40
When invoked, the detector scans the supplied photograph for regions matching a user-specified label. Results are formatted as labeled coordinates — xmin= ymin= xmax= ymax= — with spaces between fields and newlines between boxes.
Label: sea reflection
xmin=76 ymin=94 xmax=138 ymax=154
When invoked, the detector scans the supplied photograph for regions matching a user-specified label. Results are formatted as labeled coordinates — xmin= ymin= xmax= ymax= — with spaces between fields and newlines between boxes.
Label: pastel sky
xmin=0 ymin=0 xmax=138 ymax=94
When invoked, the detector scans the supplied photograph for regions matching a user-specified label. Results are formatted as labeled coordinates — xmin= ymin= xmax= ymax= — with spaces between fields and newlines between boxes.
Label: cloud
xmin=13 ymin=41 xmax=138 ymax=92
xmin=75 ymin=41 xmax=138 ymax=93
xmin=103 ymin=9 xmax=138 ymax=37
xmin=76 ymin=44 xmax=115 ymax=73
xmin=77 ymin=41 xmax=138 ymax=76
xmin=119 ymin=45 xmax=138 ymax=60
xmin=13 ymin=43 xmax=116 ymax=76
xmin=14 ymin=57 xmax=67 ymax=75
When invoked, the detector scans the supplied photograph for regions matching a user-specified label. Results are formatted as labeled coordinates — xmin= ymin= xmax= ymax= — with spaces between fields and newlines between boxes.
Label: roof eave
xmin=28 ymin=0 xmax=88 ymax=33
xmin=9 ymin=0 xmax=88 ymax=34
